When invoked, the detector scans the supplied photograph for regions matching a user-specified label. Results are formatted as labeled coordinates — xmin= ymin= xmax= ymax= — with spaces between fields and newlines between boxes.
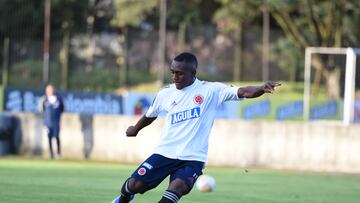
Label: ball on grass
xmin=196 ymin=175 xmax=216 ymax=192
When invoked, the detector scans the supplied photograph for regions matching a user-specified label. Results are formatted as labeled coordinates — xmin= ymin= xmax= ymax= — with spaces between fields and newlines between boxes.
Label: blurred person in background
xmin=41 ymin=84 xmax=64 ymax=160
xmin=112 ymin=52 xmax=280 ymax=203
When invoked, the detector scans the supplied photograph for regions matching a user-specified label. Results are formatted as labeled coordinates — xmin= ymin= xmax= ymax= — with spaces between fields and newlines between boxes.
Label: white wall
xmin=15 ymin=113 xmax=360 ymax=173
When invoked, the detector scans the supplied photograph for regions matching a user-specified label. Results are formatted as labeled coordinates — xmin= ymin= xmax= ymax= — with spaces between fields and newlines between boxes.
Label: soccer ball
xmin=196 ymin=175 xmax=216 ymax=192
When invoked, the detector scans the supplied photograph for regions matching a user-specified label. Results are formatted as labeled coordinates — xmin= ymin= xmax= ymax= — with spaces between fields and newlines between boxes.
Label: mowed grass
xmin=0 ymin=158 xmax=360 ymax=203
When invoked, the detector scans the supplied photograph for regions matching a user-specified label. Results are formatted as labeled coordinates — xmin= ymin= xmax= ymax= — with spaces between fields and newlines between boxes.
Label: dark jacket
xmin=42 ymin=95 xmax=64 ymax=128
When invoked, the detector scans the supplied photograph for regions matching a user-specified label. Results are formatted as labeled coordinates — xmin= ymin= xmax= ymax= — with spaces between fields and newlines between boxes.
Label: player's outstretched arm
xmin=237 ymin=81 xmax=281 ymax=98
xmin=126 ymin=115 xmax=157 ymax=137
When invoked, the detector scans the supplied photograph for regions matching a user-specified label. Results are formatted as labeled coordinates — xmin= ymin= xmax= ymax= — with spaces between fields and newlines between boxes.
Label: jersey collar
xmin=176 ymin=78 xmax=199 ymax=92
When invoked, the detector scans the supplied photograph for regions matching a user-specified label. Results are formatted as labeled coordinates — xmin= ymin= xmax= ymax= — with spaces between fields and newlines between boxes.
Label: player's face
xmin=45 ymin=85 xmax=55 ymax=96
xmin=170 ymin=60 xmax=195 ymax=89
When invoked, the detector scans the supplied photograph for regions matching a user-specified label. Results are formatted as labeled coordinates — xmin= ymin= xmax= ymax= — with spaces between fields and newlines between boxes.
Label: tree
xmin=51 ymin=0 xmax=89 ymax=90
xmin=0 ymin=0 xmax=43 ymax=39
xmin=166 ymin=0 xmax=212 ymax=53
xmin=268 ymin=0 xmax=359 ymax=98
xmin=0 ymin=0 xmax=88 ymax=40
xmin=0 ymin=0 xmax=89 ymax=89
xmin=111 ymin=0 xmax=158 ymax=86
xmin=213 ymin=0 xmax=261 ymax=82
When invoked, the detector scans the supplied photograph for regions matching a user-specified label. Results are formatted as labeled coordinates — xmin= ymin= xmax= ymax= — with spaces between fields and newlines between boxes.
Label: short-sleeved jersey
xmin=43 ymin=95 xmax=64 ymax=128
xmin=145 ymin=79 xmax=243 ymax=162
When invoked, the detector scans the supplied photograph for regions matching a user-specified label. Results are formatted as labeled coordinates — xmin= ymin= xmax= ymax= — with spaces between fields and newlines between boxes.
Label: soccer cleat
xmin=111 ymin=194 xmax=135 ymax=203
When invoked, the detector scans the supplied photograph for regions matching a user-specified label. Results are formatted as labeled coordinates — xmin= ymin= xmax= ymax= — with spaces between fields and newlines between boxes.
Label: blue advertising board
xmin=355 ymin=100 xmax=360 ymax=123
xmin=310 ymin=101 xmax=338 ymax=120
xmin=3 ymin=87 xmax=123 ymax=115
xmin=276 ymin=100 xmax=303 ymax=120
xmin=242 ymin=100 xmax=270 ymax=119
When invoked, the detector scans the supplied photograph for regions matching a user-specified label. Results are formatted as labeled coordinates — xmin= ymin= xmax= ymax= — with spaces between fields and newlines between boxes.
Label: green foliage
xmin=8 ymin=60 xmax=61 ymax=89
xmin=213 ymin=0 xmax=260 ymax=32
xmin=50 ymin=0 xmax=89 ymax=38
xmin=1 ymin=0 xmax=359 ymax=92
xmin=69 ymin=66 xmax=119 ymax=92
xmin=6 ymin=59 xmax=160 ymax=91
xmin=127 ymin=68 xmax=158 ymax=86
xmin=0 ymin=0 xmax=88 ymax=39
xmin=167 ymin=0 xmax=202 ymax=27
xmin=67 ymin=66 xmax=159 ymax=91
xmin=270 ymin=37 xmax=304 ymax=82
xmin=0 ymin=0 xmax=43 ymax=39
xmin=168 ymin=0 xmax=221 ymax=29
xmin=9 ymin=60 xmax=45 ymax=88
xmin=268 ymin=0 xmax=359 ymax=47
xmin=268 ymin=0 xmax=359 ymax=99
xmin=111 ymin=0 xmax=158 ymax=28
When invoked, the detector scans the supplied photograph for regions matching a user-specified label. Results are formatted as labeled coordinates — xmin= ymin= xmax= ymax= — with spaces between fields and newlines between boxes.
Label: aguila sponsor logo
xmin=171 ymin=107 xmax=201 ymax=125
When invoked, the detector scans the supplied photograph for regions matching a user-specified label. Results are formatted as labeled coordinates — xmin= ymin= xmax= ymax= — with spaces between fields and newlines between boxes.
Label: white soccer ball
xmin=196 ymin=175 xmax=216 ymax=192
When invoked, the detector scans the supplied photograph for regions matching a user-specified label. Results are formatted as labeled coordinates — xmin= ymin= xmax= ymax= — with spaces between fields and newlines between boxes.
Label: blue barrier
xmin=242 ymin=100 xmax=270 ymax=119
xmin=4 ymin=87 xmax=123 ymax=115
xmin=276 ymin=100 xmax=303 ymax=120
xmin=310 ymin=101 xmax=338 ymax=120
xmin=4 ymin=86 xmax=358 ymax=122
xmin=355 ymin=100 xmax=360 ymax=123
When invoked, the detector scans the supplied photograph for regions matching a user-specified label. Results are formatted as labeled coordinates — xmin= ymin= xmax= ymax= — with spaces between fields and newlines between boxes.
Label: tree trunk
xmin=118 ymin=27 xmax=128 ymax=87
xmin=324 ymin=67 xmax=340 ymax=99
xmin=60 ymin=30 xmax=69 ymax=90
xmin=2 ymin=37 xmax=10 ymax=87
xmin=177 ymin=21 xmax=186 ymax=53
xmin=233 ymin=23 xmax=242 ymax=82
xmin=124 ymin=27 xmax=129 ymax=86
xmin=310 ymin=55 xmax=340 ymax=99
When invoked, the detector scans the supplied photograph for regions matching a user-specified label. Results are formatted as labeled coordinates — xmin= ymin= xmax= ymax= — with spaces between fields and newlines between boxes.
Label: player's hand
xmin=126 ymin=126 xmax=138 ymax=137
xmin=262 ymin=81 xmax=281 ymax=93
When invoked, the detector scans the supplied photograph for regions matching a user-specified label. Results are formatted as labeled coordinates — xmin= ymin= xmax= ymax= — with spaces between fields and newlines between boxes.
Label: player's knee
xmin=127 ymin=178 xmax=149 ymax=194
xmin=182 ymin=188 xmax=190 ymax=196
xmin=179 ymin=187 xmax=190 ymax=196
xmin=168 ymin=179 xmax=190 ymax=196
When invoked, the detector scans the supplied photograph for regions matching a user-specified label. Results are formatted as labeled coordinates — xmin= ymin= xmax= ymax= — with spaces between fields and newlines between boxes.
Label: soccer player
xmin=112 ymin=52 xmax=280 ymax=203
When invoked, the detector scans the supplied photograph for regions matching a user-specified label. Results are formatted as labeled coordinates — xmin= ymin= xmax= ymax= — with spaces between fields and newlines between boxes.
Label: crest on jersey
xmin=194 ymin=95 xmax=204 ymax=104
xmin=137 ymin=167 xmax=147 ymax=176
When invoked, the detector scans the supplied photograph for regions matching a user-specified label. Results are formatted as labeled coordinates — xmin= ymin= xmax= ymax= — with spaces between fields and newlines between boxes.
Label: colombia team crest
xmin=137 ymin=167 xmax=147 ymax=176
xmin=194 ymin=95 xmax=204 ymax=104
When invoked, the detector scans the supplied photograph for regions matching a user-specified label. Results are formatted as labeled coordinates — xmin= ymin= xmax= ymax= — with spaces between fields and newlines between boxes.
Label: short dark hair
xmin=173 ymin=52 xmax=198 ymax=70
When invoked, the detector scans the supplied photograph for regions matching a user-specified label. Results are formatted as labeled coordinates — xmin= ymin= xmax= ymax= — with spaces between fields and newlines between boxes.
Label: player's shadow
xmin=80 ymin=115 xmax=93 ymax=159
xmin=0 ymin=113 xmax=23 ymax=156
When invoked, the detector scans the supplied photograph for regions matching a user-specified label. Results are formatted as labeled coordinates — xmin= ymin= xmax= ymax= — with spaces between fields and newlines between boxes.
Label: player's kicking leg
xmin=158 ymin=179 xmax=183 ymax=203
xmin=111 ymin=154 xmax=174 ymax=203
xmin=158 ymin=161 xmax=204 ymax=203
xmin=111 ymin=178 xmax=137 ymax=203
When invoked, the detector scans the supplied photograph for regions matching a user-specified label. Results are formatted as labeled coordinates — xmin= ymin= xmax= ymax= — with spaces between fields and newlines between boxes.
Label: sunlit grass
xmin=0 ymin=158 xmax=359 ymax=203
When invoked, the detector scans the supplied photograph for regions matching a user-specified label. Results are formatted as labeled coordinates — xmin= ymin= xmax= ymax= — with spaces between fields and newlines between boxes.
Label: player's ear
xmin=192 ymin=69 xmax=196 ymax=77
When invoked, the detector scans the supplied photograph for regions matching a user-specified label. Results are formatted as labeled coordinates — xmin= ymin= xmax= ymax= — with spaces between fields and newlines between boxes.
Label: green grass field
xmin=0 ymin=158 xmax=359 ymax=203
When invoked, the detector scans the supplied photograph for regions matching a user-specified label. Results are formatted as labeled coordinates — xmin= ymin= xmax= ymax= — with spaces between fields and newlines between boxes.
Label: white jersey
xmin=145 ymin=79 xmax=242 ymax=162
